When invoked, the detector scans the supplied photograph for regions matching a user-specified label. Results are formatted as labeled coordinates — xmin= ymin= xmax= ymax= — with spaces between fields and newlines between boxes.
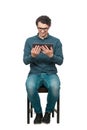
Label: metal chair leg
xmin=57 ymin=98 xmax=60 ymax=123
xmin=31 ymin=104 xmax=33 ymax=117
xmin=27 ymin=96 xmax=30 ymax=124
xmin=52 ymin=111 xmax=54 ymax=117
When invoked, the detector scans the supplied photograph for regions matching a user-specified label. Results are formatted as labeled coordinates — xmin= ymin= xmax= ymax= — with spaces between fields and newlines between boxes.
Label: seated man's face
xmin=37 ymin=22 xmax=50 ymax=38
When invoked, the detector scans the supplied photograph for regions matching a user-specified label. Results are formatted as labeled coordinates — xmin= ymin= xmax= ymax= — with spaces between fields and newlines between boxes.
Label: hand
xmin=31 ymin=45 xmax=41 ymax=57
xmin=41 ymin=45 xmax=53 ymax=57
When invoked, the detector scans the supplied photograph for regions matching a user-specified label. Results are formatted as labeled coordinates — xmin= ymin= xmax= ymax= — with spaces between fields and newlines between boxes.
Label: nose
xmin=41 ymin=30 xmax=45 ymax=33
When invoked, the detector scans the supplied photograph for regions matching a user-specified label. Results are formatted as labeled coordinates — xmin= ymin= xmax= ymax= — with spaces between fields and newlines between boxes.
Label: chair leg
xmin=31 ymin=104 xmax=33 ymax=117
xmin=52 ymin=111 xmax=54 ymax=117
xmin=27 ymin=96 xmax=30 ymax=124
xmin=57 ymin=98 xmax=60 ymax=123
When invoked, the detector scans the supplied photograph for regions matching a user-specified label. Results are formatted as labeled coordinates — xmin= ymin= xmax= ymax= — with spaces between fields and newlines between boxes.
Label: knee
xmin=51 ymin=85 xmax=60 ymax=95
xmin=26 ymin=80 xmax=36 ymax=96
xmin=49 ymin=81 xmax=60 ymax=97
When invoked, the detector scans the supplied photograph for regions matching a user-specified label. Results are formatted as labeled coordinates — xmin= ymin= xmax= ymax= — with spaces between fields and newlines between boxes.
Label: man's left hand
xmin=41 ymin=45 xmax=53 ymax=58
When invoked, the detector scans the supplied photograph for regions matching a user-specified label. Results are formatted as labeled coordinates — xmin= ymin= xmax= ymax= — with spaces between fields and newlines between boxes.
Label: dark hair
xmin=36 ymin=15 xmax=51 ymax=26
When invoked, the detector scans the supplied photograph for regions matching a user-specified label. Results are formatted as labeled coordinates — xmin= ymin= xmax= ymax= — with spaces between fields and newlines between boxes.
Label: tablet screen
xmin=32 ymin=43 xmax=53 ymax=49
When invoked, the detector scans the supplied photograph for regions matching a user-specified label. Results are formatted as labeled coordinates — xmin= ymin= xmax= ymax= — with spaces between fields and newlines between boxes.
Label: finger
xmin=41 ymin=45 xmax=46 ymax=51
xmin=35 ymin=45 xmax=39 ymax=51
xmin=50 ymin=46 xmax=53 ymax=50
xmin=36 ymin=46 xmax=41 ymax=54
xmin=44 ymin=45 xmax=49 ymax=50
xmin=31 ymin=47 xmax=35 ymax=52
xmin=37 ymin=45 xmax=41 ymax=52
xmin=35 ymin=45 xmax=38 ymax=49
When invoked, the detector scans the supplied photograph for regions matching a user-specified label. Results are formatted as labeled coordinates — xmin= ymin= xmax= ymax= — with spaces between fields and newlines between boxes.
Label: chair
xmin=27 ymin=86 xmax=60 ymax=124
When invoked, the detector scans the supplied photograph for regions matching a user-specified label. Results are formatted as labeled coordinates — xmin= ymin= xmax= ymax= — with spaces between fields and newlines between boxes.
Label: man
xmin=23 ymin=15 xmax=64 ymax=124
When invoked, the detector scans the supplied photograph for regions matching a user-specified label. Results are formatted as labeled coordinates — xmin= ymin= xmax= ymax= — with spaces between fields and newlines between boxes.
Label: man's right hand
xmin=31 ymin=45 xmax=41 ymax=57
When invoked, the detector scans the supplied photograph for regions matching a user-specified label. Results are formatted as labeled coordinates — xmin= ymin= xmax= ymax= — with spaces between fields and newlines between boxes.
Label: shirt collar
xmin=37 ymin=33 xmax=49 ymax=40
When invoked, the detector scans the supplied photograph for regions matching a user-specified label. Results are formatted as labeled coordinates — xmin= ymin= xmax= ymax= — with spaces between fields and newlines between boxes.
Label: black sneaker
xmin=34 ymin=113 xmax=43 ymax=124
xmin=43 ymin=112 xmax=51 ymax=124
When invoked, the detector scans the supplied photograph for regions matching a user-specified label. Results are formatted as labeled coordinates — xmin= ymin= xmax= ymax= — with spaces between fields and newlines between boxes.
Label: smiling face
xmin=37 ymin=22 xmax=50 ymax=39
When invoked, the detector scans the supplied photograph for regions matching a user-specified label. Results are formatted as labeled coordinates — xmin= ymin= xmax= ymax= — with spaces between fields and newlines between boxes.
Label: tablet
xmin=32 ymin=43 xmax=53 ymax=49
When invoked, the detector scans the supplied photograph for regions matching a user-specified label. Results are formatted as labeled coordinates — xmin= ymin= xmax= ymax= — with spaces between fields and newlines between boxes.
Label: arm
xmin=50 ymin=40 xmax=64 ymax=65
xmin=23 ymin=40 xmax=32 ymax=65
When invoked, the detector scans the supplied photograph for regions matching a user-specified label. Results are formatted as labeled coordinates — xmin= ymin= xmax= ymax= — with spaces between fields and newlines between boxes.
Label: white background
xmin=0 ymin=0 xmax=87 ymax=129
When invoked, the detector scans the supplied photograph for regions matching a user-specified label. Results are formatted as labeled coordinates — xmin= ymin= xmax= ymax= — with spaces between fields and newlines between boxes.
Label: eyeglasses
xmin=37 ymin=27 xmax=49 ymax=31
